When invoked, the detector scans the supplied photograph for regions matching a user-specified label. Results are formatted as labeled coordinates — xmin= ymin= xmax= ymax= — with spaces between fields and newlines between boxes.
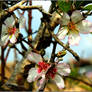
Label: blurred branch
xmin=66 ymin=76 xmax=92 ymax=87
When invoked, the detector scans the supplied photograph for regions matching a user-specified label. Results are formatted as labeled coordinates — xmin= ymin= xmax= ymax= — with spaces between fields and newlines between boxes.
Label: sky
xmin=4 ymin=1 xmax=92 ymax=62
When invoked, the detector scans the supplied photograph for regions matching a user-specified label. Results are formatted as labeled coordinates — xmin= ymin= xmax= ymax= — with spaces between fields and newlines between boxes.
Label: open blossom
xmin=57 ymin=10 xmax=92 ymax=45
xmin=27 ymin=52 xmax=71 ymax=89
xmin=0 ymin=15 xmax=26 ymax=46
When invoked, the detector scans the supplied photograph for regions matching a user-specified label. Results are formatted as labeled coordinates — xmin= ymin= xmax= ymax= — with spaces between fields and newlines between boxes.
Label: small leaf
xmin=84 ymin=4 xmax=92 ymax=10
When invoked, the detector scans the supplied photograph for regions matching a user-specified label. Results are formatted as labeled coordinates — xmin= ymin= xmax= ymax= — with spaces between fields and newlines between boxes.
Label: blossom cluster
xmin=57 ymin=10 xmax=92 ymax=45
xmin=27 ymin=52 xmax=71 ymax=89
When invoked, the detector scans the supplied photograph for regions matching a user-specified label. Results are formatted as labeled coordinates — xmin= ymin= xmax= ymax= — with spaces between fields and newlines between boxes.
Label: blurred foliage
xmin=57 ymin=0 xmax=72 ymax=12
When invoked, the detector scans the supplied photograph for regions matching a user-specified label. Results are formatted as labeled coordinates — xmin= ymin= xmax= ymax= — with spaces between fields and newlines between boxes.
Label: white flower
xmin=57 ymin=10 xmax=92 ymax=45
xmin=0 ymin=15 xmax=26 ymax=46
xmin=27 ymin=52 xmax=71 ymax=89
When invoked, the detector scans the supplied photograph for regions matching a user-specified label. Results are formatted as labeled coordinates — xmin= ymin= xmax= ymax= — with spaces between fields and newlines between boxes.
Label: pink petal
xmin=71 ymin=10 xmax=83 ymax=24
xmin=76 ymin=20 xmax=92 ymax=34
xmin=27 ymin=52 xmax=43 ymax=64
xmin=57 ymin=27 xmax=68 ymax=40
xmin=53 ymin=74 xmax=65 ymax=89
xmin=57 ymin=63 xmax=71 ymax=76
xmin=27 ymin=68 xmax=39 ymax=83
xmin=68 ymin=30 xmax=80 ymax=46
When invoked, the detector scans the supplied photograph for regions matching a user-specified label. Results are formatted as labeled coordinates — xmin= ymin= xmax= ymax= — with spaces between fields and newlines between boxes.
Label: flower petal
xmin=27 ymin=52 xmax=43 ymax=64
xmin=57 ymin=63 xmax=71 ymax=76
xmin=27 ymin=68 xmax=39 ymax=83
xmin=71 ymin=10 xmax=83 ymax=24
xmin=53 ymin=74 xmax=64 ymax=89
xmin=10 ymin=35 xmax=17 ymax=44
xmin=57 ymin=27 xmax=68 ymax=40
xmin=0 ymin=35 xmax=9 ymax=46
xmin=38 ymin=74 xmax=46 ymax=90
xmin=1 ymin=24 xmax=8 ymax=34
xmin=60 ymin=12 xmax=70 ymax=26
xmin=19 ymin=16 xmax=26 ymax=29
xmin=68 ymin=30 xmax=80 ymax=45
xmin=4 ymin=15 xmax=15 ymax=27
xmin=76 ymin=20 xmax=92 ymax=34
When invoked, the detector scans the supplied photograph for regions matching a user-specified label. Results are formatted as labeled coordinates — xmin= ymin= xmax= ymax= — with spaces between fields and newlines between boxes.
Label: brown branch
xmin=4 ymin=47 xmax=10 ymax=62
xmin=1 ymin=47 xmax=5 ymax=84
xmin=50 ymin=42 xmax=57 ymax=63
xmin=49 ymin=31 xmax=80 ymax=62
xmin=0 ymin=0 xmax=51 ymax=21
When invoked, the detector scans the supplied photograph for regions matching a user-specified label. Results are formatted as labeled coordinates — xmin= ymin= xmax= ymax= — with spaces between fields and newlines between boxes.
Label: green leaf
xmin=84 ymin=4 xmax=92 ymax=10
xmin=57 ymin=1 xmax=71 ymax=12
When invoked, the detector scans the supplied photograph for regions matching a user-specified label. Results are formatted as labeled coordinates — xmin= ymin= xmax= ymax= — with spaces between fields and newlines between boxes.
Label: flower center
xmin=38 ymin=61 xmax=50 ymax=73
xmin=8 ymin=27 xmax=16 ymax=35
xmin=68 ymin=22 xmax=76 ymax=30
xmin=46 ymin=67 xmax=57 ymax=79
xmin=38 ymin=62 xmax=57 ymax=79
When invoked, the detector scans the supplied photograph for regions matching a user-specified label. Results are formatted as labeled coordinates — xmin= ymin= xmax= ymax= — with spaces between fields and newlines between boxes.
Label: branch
xmin=0 ymin=0 xmax=51 ymax=21
xmin=66 ymin=76 xmax=92 ymax=87
xmin=49 ymin=31 xmax=80 ymax=61
xmin=50 ymin=42 xmax=57 ymax=63
xmin=1 ymin=47 xmax=5 ymax=84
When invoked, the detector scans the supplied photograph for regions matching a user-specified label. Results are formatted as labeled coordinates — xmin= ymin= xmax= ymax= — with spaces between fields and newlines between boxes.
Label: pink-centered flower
xmin=0 ymin=15 xmax=26 ymax=46
xmin=57 ymin=10 xmax=92 ymax=45
xmin=27 ymin=52 xmax=71 ymax=89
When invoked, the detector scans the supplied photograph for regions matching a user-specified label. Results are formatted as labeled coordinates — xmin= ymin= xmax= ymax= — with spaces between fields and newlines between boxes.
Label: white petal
xmin=53 ymin=74 xmax=65 ymax=89
xmin=57 ymin=27 xmax=68 ymax=40
xmin=4 ymin=15 xmax=15 ymax=27
xmin=27 ymin=52 xmax=43 ymax=64
xmin=60 ymin=12 xmax=70 ymax=26
xmin=19 ymin=16 xmax=26 ymax=29
xmin=68 ymin=30 xmax=80 ymax=45
xmin=38 ymin=74 xmax=46 ymax=90
xmin=10 ymin=35 xmax=17 ymax=44
xmin=71 ymin=10 xmax=83 ymax=24
xmin=1 ymin=24 xmax=8 ymax=34
xmin=57 ymin=63 xmax=71 ymax=76
xmin=27 ymin=68 xmax=39 ymax=83
xmin=76 ymin=20 xmax=92 ymax=34
xmin=0 ymin=35 xmax=9 ymax=46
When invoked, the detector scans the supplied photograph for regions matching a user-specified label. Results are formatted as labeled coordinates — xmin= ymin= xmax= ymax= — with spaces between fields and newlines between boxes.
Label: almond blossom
xmin=27 ymin=52 xmax=71 ymax=89
xmin=0 ymin=15 xmax=26 ymax=46
xmin=57 ymin=10 xmax=92 ymax=45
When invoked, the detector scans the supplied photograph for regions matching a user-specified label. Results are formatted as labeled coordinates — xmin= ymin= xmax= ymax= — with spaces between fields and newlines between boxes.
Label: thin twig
xmin=4 ymin=47 xmax=10 ymax=62
xmin=50 ymin=42 xmax=57 ymax=63
xmin=49 ymin=31 xmax=80 ymax=61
